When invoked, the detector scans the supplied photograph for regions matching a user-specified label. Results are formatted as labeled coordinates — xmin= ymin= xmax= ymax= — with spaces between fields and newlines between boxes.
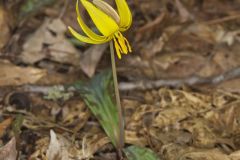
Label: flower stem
xmin=110 ymin=40 xmax=124 ymax=159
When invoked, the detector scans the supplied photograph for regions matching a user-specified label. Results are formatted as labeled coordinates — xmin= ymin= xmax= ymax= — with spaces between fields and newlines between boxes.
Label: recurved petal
xmin=93 ymin=0 xmax=120 ymax=24
xmin=80 ymin=0 xmax=119 ymax=37
xmin=76 ymin=0 xmax=110 ymax=42
xmin=115 ymin=0 xmax=132 ymax=31
xmin=68 ymin=26 xmax=108 ymax=44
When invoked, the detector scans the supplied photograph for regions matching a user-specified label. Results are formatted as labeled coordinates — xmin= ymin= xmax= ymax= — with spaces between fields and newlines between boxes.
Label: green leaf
xmin=72 ymin=70 xmax=119 ymax=147
xmin=124 ymin=145 xmax=160 ymax=160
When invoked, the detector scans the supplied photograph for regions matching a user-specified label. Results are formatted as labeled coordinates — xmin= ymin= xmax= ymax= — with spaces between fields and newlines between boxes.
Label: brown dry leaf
xmin=21 ymin=18 xmax=81 ymax=66
xmin=212 ymin=47 xmax=240 ymax=72
xmin=175 ymin=0 xmax=194 ymax=22
xmin=0 ymin=6 xmax=11 ymax=50
xmin=122 ymin=51 xmax=206 ymax=80
xmin=30 ymin=137 xmax=51 ymax=159
xmin=181 ymin=119 xmax=217 ymax=148
xmin=0 ymin=60 xmax=46 ymax=86
xmin=161 ymin=143 xmax=195 ymax=160
xmin=0 ymin=118 xmax=12 ymax=138
xmin=183 ymin=24 xmax=232 ymax=45
xmin=205 ymin=103 xmax=240 ymax=136
xmin=46 ymin=130 xmax=69 ymax=160
xmin=230 ymin=150 xmax=240 ymax=160
xmin=151 ymin=89 xmax=212 ymax=128
xmin=136 ymin=13 xmax=165 ymax=42
xmin=125 ymin=130 xmax=148 ymax=147
xmin=78 ymin=133 xmax=110 ymax=159
xmin=62 ymin=100 xmax=89 ymax=132
xmin=80 ymin=44 xmax=108 ymax=77
xmin=217 ymin=30 xmax=240 ymax=46
xmin=217 ymin=78 xmax=240 ymax=92
xmin=161 ymin=144 xmax=231 ymax=160
xmin=179 ymin=149 xmax=230 ymax=160
xmin=0 ymin=137 xmax=17 ymax=160
xmin=31 ymin=127 xmax=110 ymax=159
xmin=141 ymin=33 xmax=169 ymax=59
xmin=126 ymin=88 xmax=213 ymax=131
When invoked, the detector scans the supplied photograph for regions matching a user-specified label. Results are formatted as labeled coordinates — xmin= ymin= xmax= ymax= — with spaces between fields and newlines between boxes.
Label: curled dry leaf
xmin=0 ymin=6 xmax=11 ymax=50
xmin=0 ymin=60 xmax=46 ymax=86
xmin=0 ymin=137 xmax=17 ymax=160
xmin=21 ymin=18 xmax=81 ymax=66
xmin=181 ymin=119 xmax=217 ymax=148
xmin=46 ymin=130 xmax=69 ymax=160
xmin=31 ymin=128 xmax=110 ymax=159
xmin=179 ymin=149 xmax=230 ymax=160
xmin=78 ymin=133 xmax=110 ymax=159
xmin=62 ymin=100 xmax=90 ymax=132
xmin=175 ymin=0 xmax=194 ymax=22
xmin=0 ymin=118 xmax=12 ymax=138
xmin=125 ymin=130 xmax=148 ymax=147
xmin=205 ymin=103 xmax=240 ymax=136
xmin=80 ymin=44 xmax=108 ymax=77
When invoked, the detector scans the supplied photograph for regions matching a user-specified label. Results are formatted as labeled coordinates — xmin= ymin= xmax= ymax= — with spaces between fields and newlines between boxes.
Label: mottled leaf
xmin=72 ymin=70 xmax=120 ymax=147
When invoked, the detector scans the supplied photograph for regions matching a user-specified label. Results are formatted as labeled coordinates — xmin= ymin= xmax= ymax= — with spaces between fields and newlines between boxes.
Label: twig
xmin=21 ymin=67 xmax=240 ymax=92
xmin=118 ymin=67 xmax=240 ymax=91
xmin=58 ymin=0 xmax=69 ymax=19
xmin=203 ymin=14 xmax=240 ymax=25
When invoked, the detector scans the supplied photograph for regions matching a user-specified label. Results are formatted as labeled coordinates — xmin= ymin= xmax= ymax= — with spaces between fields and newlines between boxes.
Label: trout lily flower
xmin=68 ymin=0 xmax=132 ymax=59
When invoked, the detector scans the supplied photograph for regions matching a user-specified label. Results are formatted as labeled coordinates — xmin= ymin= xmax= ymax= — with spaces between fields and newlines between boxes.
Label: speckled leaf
xmin=72 ymin=70 xmax=120 ymax=147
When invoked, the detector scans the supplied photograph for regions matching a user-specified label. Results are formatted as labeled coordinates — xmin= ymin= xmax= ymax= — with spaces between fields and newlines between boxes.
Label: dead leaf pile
xmin=1 ymin=0 xmax=240 ymax=159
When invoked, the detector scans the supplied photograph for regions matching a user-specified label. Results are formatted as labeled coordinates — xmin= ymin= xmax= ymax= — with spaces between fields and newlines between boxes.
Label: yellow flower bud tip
xmin=69 ymin=0 xmax=132 ymax=59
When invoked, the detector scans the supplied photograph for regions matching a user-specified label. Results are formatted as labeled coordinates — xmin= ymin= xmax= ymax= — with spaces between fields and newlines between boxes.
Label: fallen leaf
xmin=21 ymin=18 xmax=81 ymax=66
xmin=0 ymin=60 xmax=46 ymax=86
xmin=0 ymin=137 xmax=17 ymax=160
xmin=230 ymin=150 xmax=240 ymax=160
xmin=80 ymin=44 xmax=108 ymax=77
xmin=180 ymin=148 xmax=230 ymax=160
xmin=0 ymin=6 xmax=11 ymax=50
xmin=217 ymin=78 xmax=240 ymax=92
xmin=175 ymin=0 xmax=194 ymax=22
xmin=0 ymin=118 xmax=12 ymax=138
xmin=46 ymin=130 xmax=69 ymax=160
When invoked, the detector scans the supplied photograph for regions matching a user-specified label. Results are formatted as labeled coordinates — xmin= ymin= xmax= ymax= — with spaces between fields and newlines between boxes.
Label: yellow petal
xmin=115 ymin=0 xmax=132 ymax=31
xmin=76 ymin=0 xmax=110 ymax=42
xmin=93 ymin=0 xmax=120 ymax=24
xmin=80 ymin=0 xmax=119 ymax=37
xmin=68 ymin=26 xmax=108 ymax=44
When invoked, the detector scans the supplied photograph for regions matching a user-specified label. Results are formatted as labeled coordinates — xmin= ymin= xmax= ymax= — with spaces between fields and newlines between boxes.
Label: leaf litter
xmin=1 ymin=0 xmax=240 ymax=159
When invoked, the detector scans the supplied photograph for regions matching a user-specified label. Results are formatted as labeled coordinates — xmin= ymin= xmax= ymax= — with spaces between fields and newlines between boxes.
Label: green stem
xmin=110 ymin=40 xmax=124 ymax=159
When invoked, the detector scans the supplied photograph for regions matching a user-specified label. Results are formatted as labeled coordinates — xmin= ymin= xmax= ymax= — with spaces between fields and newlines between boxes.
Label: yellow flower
xmin=68 ymin=0 xmax=132 ymax=59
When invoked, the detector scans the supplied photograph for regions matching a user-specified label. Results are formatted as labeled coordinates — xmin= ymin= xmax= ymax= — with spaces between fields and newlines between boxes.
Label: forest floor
xmin=1 ymin=0 xmax=240 ymax=159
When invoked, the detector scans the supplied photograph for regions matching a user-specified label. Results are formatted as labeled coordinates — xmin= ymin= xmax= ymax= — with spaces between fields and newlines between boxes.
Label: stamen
xmin=124 ymin=37 xmax=132 ymax=52
xmin=113 ymin=32 xmax=132 ymax=59
xmin=113 ymin=36 xmax=122 ymax=59
xmin=115 ymin=33 xmax=128 ymax=54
